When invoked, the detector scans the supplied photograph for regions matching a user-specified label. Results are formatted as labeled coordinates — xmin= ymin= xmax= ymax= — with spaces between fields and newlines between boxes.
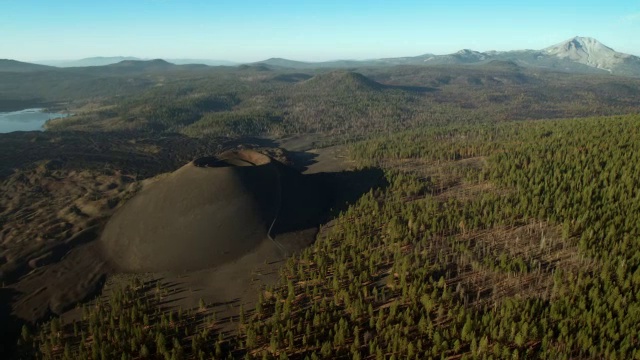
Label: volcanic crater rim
xmin=192 ymin=150 xmax=272 ymax=168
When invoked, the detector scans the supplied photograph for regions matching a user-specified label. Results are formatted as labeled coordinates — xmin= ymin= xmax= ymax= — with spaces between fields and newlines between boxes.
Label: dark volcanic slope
xmin=100 ymin=150 xmax=281 ymax=272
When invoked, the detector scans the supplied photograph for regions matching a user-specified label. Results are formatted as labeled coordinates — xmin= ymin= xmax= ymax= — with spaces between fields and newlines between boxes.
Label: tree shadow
xmin=0 ymin=287 xmax=26 ymax=358
xmin=272 ymin=153 xmax=388 ymax=237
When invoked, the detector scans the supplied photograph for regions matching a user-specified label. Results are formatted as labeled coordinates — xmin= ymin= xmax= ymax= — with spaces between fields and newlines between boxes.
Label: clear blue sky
xmin=1 ymin=0 xmax=639 ymax=62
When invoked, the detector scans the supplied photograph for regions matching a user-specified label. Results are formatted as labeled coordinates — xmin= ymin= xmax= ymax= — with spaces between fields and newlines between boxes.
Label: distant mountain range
xmin=2 ymin=37 xmax=639 ymax=77
xmin=0 ymin=58 xmax=220 ymax=75
xmin=37 ymin=57 xmax=142 ymax=67
xmin=253 ymin=37 xmax=640 ymax=77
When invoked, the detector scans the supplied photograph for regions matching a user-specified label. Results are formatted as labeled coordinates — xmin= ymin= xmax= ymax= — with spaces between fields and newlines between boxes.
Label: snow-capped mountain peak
xmin=543 ymin=36 xmax=630 ymax=71
xmin=454 ymin=49 xmax=486 ymax=61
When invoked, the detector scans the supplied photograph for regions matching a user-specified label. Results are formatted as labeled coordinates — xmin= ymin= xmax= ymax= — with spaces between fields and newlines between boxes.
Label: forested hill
xmin=0 ymin=59 xmax=55 ymax=73
xmin=35 ymin=65 xmax=640 ymax=141
xmin=21 ymin=114 xmax=640 ymax=359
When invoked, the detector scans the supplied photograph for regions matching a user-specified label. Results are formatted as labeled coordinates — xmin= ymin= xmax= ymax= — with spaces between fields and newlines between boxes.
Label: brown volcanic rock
xmin=100 ymin=150 xmax=281 ymax=272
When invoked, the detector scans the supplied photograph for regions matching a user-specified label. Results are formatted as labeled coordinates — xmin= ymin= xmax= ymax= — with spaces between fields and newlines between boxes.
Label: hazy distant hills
xmin=2 ymin=37 xmax=639 ymax=77
xmin=0 ymin=59 xmax=218 ymax=77
xmin=36 ymin=57 xmax=237 ymax=67
xmin=167 ymin=59 xmax=237 ymax=66
xmin=97 ymin=59 xmax=179 ymax=73
xmin=0 ymin=59 xmax=55 ymax=72
xmin=258 ymin=57 xmax=379 ymax=69
xmin=38 ymin=57 xmax=142 ymax=67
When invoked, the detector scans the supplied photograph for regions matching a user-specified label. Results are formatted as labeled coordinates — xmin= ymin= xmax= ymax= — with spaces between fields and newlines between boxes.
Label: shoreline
xmin=0 ymin=108 xmax=71 ymax=133
xmin=0 ymin=100 xmax=71 ymax=113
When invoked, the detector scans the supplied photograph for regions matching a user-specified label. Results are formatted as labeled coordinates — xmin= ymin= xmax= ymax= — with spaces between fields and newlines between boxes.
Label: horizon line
xmin=8 ymin=36 xmax=640 ymax=64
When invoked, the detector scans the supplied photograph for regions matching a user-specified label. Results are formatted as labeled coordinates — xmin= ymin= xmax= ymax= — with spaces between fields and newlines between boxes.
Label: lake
xmin=0 ymin=108 xmax=68 ymax=133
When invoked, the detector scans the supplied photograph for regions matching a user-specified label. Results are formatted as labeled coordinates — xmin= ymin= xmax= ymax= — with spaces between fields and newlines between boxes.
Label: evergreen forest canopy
xmin=3 ymin=60 xmax=640 ymax=359
xmin=2 ymin=61 xmax=640 ymax=139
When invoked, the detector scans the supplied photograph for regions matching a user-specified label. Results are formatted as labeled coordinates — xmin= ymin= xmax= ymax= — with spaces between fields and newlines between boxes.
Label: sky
xmin=1 ymin=0 xmax=639 ymax=62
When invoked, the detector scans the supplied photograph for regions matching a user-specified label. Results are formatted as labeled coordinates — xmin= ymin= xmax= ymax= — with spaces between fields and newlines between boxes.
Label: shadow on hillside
xmin=273 ymin=153 xmax=387 ymax=236
xmin=284 ymin=151 xmax=319 ymax=172
xmin=0 ymin=288 xmax=26 ymax=359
